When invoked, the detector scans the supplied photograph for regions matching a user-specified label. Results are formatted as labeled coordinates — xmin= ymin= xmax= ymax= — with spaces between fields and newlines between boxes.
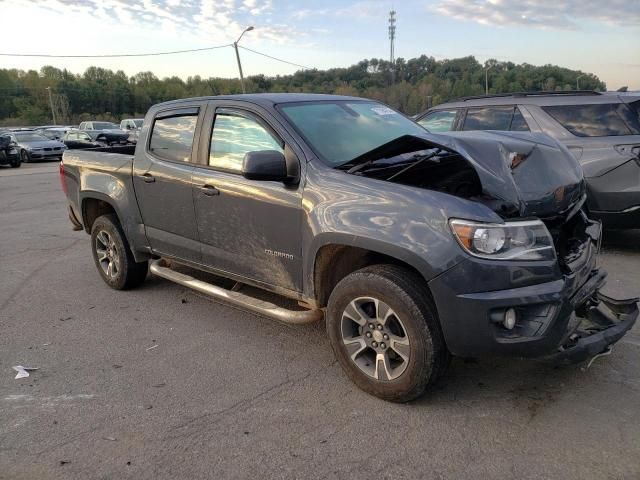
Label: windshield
xmin=15 ymin=133 xmax=49 ymax=142
xmin=279 ymin=101 xmax=426 ymax=166
xmin=93 ymin=122 xmax=119 ymax=130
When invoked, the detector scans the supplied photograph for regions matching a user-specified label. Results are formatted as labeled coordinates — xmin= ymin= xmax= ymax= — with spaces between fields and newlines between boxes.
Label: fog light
xmin=504 ymin=308 xmax=517 ymax=330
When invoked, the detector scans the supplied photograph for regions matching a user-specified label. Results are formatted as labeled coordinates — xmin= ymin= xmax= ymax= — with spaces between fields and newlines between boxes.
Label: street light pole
xmin=233 ymin=26 xmax=254 ymax=94
xmin=485 ymin=66 xmax=493 ymax=95
xmin=46 ymin=86 xmax=57 ymax=125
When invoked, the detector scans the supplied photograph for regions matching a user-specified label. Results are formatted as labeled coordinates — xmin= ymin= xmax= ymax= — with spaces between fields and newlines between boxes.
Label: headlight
xmin=449 ymin=219 xmax=555 ymax=261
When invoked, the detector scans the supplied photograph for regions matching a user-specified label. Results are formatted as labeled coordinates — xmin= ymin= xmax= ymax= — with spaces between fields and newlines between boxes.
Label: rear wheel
xmin=90 ymin=214 xmax=148 ymax=290
xmin=326 ymin=264 xmax=449 ymax=402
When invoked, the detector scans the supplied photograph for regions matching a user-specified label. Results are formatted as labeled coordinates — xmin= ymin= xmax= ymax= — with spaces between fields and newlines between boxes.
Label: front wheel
xmin=90 ymin=214 xmax=148 ymax=290
xmin=20 ymin=150 xmax=30 ymax=163
xmin=326 ymin=264 xmax=449 ymax=402
xmin=10 ymin=157 xmax=21 ymax=168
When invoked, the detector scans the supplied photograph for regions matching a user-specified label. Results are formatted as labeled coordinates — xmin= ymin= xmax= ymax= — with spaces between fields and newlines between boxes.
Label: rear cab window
xmin=542 ymin=103 xmax=640 ymax=137
xmin=148 ymin=109 xmax=199 ymax=162
xmin=462 ymin=106 xmax=530 ymax=132
xmin=417 ymin=110 xmax=457 ymax=132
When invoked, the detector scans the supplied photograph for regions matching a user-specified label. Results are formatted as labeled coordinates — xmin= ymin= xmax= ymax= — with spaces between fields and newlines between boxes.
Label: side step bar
xmin=149 ymin=259 xmax=323 ymax=325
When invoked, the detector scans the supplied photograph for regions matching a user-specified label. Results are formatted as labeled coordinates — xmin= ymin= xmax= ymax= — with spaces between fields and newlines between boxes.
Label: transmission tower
xmin=388 ymin=10 xmax=396 ymax=84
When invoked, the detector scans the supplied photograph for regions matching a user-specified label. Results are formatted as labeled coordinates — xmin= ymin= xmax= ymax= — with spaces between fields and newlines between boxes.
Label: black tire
xmin=20 ymin=150 xmax=30 ymax=163
xmin=10 ymin=157 xmax=21 ymax=168
xmin=90 ymin=214 xmax=148 ymax=290
xmin=326 ymin=264 xmax=449 ymax=402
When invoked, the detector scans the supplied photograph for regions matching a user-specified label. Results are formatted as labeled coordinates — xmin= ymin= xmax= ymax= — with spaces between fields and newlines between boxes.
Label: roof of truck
xmin=154 ymin=93 xmax=367 ymax=109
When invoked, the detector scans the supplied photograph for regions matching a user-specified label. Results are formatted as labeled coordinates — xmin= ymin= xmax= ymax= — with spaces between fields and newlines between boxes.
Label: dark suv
xmin=415 ymin=92 xmax=640 ymax=228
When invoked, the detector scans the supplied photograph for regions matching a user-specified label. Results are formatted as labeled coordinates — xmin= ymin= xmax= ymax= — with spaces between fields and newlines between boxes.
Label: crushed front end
xmin=429 ymin=206 xmax=638 ymax=363
xmin=347 ymin=129 xmax=638 ymax=362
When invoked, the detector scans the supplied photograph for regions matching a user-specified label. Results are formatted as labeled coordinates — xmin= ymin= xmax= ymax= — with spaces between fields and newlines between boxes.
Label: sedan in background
xmin=10 ymin=131 xmax=66 ymax=162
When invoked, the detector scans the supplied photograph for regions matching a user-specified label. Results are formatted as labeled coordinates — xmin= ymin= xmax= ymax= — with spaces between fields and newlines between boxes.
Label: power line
xmin=238 ymin=46 xmax=312 ymax=70
xmin=0 ymin=44 xmax=232 ymax=58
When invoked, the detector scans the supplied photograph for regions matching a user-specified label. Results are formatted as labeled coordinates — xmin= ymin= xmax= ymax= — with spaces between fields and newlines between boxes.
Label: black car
xmin=0 ymin=132 xmax=21 ymax=168
xmin=62 ymin=131 xmax=102 ymax=150
xmin=78 ymin=121 xmax=130 ymax=145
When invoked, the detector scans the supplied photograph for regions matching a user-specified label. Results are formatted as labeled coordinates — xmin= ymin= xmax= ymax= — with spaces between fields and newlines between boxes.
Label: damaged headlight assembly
xmin=449 ymin=219 xmax=555 ymax=261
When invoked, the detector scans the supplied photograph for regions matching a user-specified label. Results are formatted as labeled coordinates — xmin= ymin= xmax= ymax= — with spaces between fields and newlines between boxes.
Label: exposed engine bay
xmin=342 ymin=131 xmax=587 ymax=222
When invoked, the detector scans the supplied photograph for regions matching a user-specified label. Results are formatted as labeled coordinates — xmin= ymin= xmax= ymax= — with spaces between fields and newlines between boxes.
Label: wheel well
xmin=313 ymin=245 xmax=426 ymax=307
xmin=82 ymin=198 xmax=116 ymax=233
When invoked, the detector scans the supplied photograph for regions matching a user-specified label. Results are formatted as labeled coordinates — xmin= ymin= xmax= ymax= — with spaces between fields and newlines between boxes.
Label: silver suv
xmin=416 ymin=91 xmax=640 ymax=228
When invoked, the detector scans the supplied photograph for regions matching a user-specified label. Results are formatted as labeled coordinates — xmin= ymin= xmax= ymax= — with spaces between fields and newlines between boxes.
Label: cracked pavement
xmin=1 ymin=162 xmax=640 ymax=479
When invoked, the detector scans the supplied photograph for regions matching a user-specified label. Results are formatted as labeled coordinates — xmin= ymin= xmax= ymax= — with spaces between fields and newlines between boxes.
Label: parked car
xmin=40 ymin=127 xmax=73 ymax=141
xmin=120 ymin=118 xmax=143 ymax=131
xmin=415 ymin=91 xmax=640 ymax=229
xmin=60 ymin=94 xmax=637 ymax=402
xmin=79 ymin=121 xmax=130 ymax=145
xmin=0 ymin=131 xmax=21 ymax=168
xmin=120 ymin=118 xmax=144 ymax=144
xmin=10 ymin=131 xmax=66 ymax=162
xmin=62 ymin=131 xmax=102 ymax=150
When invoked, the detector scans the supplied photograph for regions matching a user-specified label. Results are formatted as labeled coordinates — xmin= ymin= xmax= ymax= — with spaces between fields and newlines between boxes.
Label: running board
xmin=149 ymin=259 xmax=323 ymax=325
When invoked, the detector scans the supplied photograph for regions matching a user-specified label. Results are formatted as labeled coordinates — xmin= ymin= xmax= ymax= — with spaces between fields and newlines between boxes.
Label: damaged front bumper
xmin=429 ymin=217 xmax=638 ymax=363
xmin=548 ymin=290 xmax=638 ymax=364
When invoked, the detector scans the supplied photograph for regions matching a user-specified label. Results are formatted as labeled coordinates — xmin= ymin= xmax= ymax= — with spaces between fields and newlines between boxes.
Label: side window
xmin=149 ymin=113 xmax=198 ymax=163
xmin=510 ymin=107 xmax=530 ymax=131
xmin=418 ymin=110 xmax=457 ymax=132
xmin=542 ymin=103 xmax=640 ymax=137
xmin=209 ymin=111 xmax=283 ymax=172
xmin=463 ymin=106 xmax=514 ymax=131
xmin=79 ymin=122 xmax=85 ymax=130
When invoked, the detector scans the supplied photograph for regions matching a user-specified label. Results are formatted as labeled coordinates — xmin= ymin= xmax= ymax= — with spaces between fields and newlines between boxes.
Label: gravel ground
xmin=1 ymin=162 xmax=639 ymax=480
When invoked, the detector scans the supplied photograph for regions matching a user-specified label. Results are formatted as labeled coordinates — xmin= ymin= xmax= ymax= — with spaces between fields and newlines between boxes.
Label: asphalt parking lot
xmin=1 ymin=162 xmax=640 ymax=480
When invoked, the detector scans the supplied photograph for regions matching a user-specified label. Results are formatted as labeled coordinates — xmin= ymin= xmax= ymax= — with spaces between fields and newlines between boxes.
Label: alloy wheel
xmin=340 ymin=297 xmax=411 ymax=381
xmin=95 ymin=230 xmax=120 ymax=280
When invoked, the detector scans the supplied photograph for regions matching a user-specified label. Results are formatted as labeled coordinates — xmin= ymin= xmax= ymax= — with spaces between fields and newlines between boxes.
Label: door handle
xmin=138 ymin=173 xmax=155 ymax=183
xmin=199 ymin=184 xmax=220 ymax=196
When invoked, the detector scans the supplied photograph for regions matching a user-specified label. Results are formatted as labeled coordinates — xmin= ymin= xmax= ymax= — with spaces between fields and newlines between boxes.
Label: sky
xmin=1 ymin=0 xmax=639 ymax=90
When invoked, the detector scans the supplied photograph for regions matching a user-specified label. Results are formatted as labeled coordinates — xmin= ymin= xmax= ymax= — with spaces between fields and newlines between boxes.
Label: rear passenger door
xmin=132 ymin=105 xmax=204 ymax=263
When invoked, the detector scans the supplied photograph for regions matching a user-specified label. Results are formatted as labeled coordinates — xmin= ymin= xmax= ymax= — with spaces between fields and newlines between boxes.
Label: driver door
xmin=191 ymin=104 xmax=304 ymax=292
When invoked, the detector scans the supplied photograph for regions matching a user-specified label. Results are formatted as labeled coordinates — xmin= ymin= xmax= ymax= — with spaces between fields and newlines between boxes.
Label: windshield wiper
xmin=386 ymin=149 xmax=443 ymax=181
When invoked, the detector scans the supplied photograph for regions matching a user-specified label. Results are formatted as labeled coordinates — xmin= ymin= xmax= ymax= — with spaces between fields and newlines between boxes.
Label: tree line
xmin=0 ymin=55 xmax=606 ymax=126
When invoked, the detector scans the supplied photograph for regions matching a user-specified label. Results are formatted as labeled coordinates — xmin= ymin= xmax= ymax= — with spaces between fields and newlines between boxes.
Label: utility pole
xmin=576 ymin=74 xmax=585 ymax=90
xmin=388 ymin=10 xmax=396 ymax=84
xmin=46 ymin=86 xmax=57 ymax=125
xmin=233 ymin=26 xmax=254 ymax=94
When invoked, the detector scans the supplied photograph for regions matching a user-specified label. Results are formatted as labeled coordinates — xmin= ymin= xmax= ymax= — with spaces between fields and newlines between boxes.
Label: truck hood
xmin=353 ymin=130 xmax=586 ymax=220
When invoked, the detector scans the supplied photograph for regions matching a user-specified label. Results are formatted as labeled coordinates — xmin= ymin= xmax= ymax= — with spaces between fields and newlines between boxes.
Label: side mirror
xmin=242 ymin=150 xmax=287 ymax=181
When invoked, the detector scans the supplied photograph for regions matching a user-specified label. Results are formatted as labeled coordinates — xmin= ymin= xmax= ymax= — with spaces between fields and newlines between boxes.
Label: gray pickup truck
xmin=60 ymin=93 xmax=638 ymax=402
